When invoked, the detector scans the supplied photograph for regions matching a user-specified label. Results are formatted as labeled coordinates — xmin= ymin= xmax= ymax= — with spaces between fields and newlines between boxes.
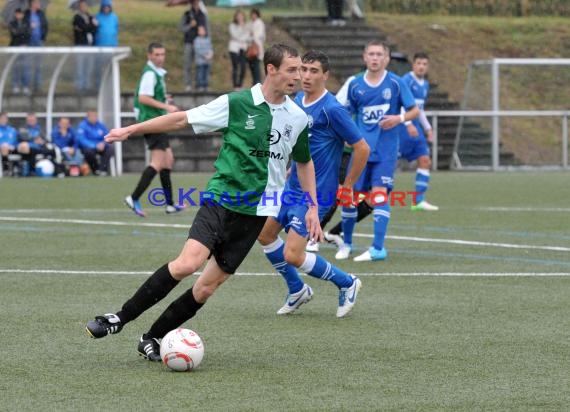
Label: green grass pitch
xmin=1 ymin=171 xmax=569 ymax=411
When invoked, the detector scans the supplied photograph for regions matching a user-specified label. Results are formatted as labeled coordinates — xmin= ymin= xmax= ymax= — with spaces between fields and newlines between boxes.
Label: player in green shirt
xmin=86 ymin=44 xmax=323 ymax=362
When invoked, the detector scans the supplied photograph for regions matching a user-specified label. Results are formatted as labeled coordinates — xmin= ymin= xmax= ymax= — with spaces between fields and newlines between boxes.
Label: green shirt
xmin=134 ymin=62 xmax=167 ymax=122
xmin=186 ymin=84 xmax=311 ymax=216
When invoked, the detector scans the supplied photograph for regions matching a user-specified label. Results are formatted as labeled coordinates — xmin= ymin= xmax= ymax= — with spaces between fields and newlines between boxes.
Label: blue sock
xmin=372 ymin=202 xmax=390 ymax=250
xmin=341 ymin=206 xmax=357 ymax=246
xmin=262 ymin=238 xmax=304 ymax=294
xmin=415 ymin=168 xmax=430 ymax=204
xmin=300 ymin=253 xmax=353 ymax=289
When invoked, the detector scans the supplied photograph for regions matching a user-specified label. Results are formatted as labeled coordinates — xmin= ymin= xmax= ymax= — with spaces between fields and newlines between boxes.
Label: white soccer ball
xmin=35 ymin=159 xmax=55 ymax=177
xmin=160 ymin=328 xmax=204 ymax=372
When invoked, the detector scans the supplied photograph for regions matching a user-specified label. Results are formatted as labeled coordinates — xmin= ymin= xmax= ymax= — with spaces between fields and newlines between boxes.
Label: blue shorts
xmin=354 ymin=159 xmax=397 ymax=192
xmin=399 ymin=129 xmax=430 ymax=162
xmin=274 ymin=203 xmax=332 ymax=237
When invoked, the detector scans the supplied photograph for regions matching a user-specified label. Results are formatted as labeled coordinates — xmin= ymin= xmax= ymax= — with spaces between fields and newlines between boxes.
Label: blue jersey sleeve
xmin=397 ymin=76 xmax=417 ymax=111
xmin=329 ymin=104 xmax=362 ymax=146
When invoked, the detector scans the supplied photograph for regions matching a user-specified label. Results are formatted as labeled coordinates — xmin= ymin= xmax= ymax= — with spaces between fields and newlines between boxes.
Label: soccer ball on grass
xmin=160 ymin=328 xmax=204 ymax=372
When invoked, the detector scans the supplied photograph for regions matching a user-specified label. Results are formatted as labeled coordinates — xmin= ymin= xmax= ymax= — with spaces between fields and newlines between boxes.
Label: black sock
xmin=320 ymin=204 xmax=338 ymax=230
xmin=116 ymin=263 xmax=179 ymax=324
xmin=159 ymin=169 xmax=173 ymax=205
xmin=328 ymin=200 xmax=374 ymax=235
xmin=146 ymin=287 xmax=204 ymax=339
xmin=131 ymin=166 xmax=157 ymax=201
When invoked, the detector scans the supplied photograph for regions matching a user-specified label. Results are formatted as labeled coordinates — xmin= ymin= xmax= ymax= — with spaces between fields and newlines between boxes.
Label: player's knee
xmin=418 ymin=156 xmax=431 ymax=169
xmin=169 ymin=257 xmax=201 ymax=280
xmin=192 ymin=282 xmax=216 ymax=301
xmin=283 ymin=247 xmax=304 ymax=267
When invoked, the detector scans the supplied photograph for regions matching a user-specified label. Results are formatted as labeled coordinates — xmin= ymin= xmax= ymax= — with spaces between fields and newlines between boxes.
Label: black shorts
xmin=188 ymin=202 xmax=267 ymax=274
xmin=144 ymin=133 xmax=170 ymax=151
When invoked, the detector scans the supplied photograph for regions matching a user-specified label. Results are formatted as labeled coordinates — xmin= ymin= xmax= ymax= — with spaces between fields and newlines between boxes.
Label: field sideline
xmin=1 ymin=171 xmax=569 ymax=411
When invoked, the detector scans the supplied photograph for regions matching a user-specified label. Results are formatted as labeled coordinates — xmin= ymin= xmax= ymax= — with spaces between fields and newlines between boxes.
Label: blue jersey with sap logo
xmin=337 ymin=70 xmax=416 ymax=162
xmin=286 ymin=90 xmax=363 ymax=217
xmin=401 ymin=71 xmax=430 ymax=139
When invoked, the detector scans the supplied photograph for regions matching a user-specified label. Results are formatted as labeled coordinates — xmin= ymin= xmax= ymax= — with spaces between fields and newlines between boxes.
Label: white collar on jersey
xmin=251 ymin=83 xmax=293 ymax=112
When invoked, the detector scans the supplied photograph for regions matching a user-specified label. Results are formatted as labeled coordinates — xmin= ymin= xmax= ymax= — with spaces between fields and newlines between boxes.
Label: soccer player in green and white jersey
xmin=85 ymin=44 xmax=323 ymax=362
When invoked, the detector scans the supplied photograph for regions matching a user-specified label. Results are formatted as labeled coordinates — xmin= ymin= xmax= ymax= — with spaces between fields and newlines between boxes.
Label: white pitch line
xmin=478 ymin=207 xmax=570 ymax=212
xmin=0 ymin=216 xmax=189 ymax=229
xmin=0 ymin=269 xmax=568 ymax=277
xmin=1 ymin=215 xmax=569 ymax=252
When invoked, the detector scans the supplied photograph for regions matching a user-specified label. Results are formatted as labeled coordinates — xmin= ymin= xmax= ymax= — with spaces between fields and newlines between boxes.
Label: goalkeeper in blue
xmin=257 ymin=50 xmax=370 ymax=317
xmin=335 ymin=40 xmax=419 ymax=262
xmin=399 ymin=51 xmax=439 ymax=211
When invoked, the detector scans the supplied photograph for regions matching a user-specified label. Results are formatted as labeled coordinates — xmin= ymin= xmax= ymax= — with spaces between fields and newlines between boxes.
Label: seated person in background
xmin=0 ymin=112 xmax=20 ymax=174
xmin=76 ymin=110 xmax=114 ymax=176
xmin=16 ymin=112 xmax=56 ymax=176
xmin=52 ymin=117 xmax=84 ymax=175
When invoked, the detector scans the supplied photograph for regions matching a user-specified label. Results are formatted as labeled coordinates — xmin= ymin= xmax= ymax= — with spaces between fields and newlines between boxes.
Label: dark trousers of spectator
xmin=327 ymin=0 xmax=344 ymax=19
xmin=230 ymin=50 xmax=247 ymax=89
xmin=249 ymin=58 xmax=262 ymax=85
xmin=82 ymin=144 xmax=114 ymax=175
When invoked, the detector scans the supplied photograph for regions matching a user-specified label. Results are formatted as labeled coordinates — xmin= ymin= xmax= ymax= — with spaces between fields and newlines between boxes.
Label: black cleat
xmin=86 ymin=313 xmax=123 ymax=338
xmin=137 ymin=335 xmax=162 ymax=362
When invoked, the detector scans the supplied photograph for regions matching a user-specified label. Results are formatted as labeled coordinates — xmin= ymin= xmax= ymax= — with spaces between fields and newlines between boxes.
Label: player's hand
xmin=165 ymin=104 xmax=179 ymax=113
xmin=379 ymin=115 xmax=402 ymax=130
xmin=407 ymin=123 xmax=419 ymax=138
xmin=105 ymin=127 xmax=132 ymax=143
xmin=426 ymin=129 xmax=434 ymax=143
xmin=305 ymin=206 xmax=323 ymax=244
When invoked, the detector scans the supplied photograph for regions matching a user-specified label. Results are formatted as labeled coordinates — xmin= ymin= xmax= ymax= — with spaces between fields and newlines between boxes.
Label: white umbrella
xmin=2 ymin=0 xmax=49 ymax=24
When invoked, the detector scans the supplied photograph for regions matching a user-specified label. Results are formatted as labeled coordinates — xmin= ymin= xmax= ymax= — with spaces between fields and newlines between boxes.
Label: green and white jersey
xmin=186 ymin=84 xmax=310 ymax=216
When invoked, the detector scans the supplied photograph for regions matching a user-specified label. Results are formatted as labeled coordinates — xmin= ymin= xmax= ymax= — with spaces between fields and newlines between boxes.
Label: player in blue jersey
xmin=257 ymin=50 xmax=369 ymax=317
xmin=325 ymin=52 xmax=440 ymax=247
xmin=335 ymin=40 xmax=419 ymax=262
xmin=400 ymin=52 xmax=439 ymax=211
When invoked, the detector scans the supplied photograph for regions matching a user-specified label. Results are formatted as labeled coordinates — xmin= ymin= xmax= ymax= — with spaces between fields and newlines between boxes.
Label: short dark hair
xmin=147 ymin=42 xmax=164 ymax=53
xmin=413 ymin=52 xmax=430 ymax=61
xmin=364 ymin=40 xmax=391 ymax=54
xmin=251 ymin=8 xmax=260 ymax=18
xmin=263 ymin=44 xmax=299 ymax=74
xmin=301 ymin=50 xmax=330 ymax=73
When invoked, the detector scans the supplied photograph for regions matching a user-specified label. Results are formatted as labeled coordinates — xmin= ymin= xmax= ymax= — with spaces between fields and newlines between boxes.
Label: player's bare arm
xmin=138 ymin=94 xmax=179 ymax=113
xmin=295 ymin=160 xmax=323 ymax=243
xmin=105 ymin=111 xmax=189 ymax=143
xmin=341 ymin=138 xmax=369 ymax=200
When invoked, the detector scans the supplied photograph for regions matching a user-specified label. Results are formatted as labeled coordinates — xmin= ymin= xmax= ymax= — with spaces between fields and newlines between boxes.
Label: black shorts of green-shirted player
xmin=85 ymin=43 xmax=324 ymax=362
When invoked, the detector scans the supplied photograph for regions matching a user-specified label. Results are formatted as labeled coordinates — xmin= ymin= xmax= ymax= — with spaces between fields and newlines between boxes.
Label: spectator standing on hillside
xmin=94 ymin=0 xmax=118 ymax=47
xmin=73 ymin=0 xmax=98 ymax=92
xmin=194 ymin=25 xmax=213 ymax=92
xmin=124 ymin=42 xmax=182 ymax=217
xmin=228 ymin=9 xmax=249 ymax=91
xmin=8 ymin=8 xmax=31 ymax=95
xmin=94 ymin=0 xmax=119 ymax=88
xmin=179 ymin=0 xmax=207 ymax=92
xmin=76 ymin=110 xmax=113 ymax=176
xmin=23 ymin=0 xmax=48 ymax=93
xmin=326 ymin=0 xmax=346 ymax=26
xmin=248 ymin=8 xmax=265 ymax=85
